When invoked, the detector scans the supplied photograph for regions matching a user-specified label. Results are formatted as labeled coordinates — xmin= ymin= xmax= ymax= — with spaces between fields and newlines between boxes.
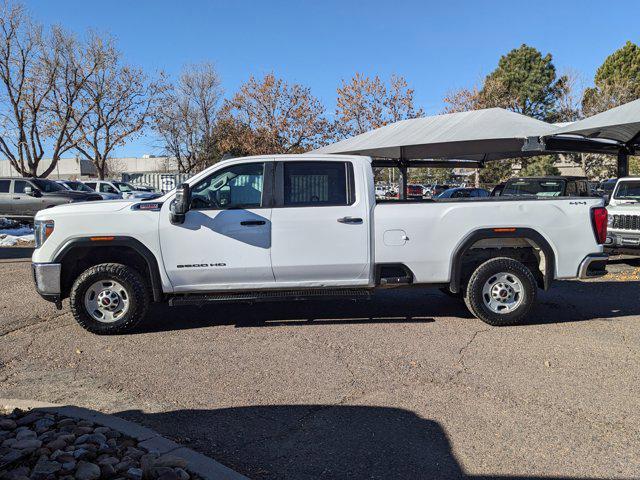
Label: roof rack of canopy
xmin=313 ymin=99 xmax=640 ymax=198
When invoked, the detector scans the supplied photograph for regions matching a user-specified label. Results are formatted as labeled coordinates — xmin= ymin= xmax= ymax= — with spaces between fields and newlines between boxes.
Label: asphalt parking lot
xmin=1 ymin=256 xmax=639 ymax=479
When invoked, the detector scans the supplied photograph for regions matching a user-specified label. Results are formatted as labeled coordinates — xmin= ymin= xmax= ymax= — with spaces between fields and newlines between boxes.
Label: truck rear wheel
xmin=464 ymin=257 xmax=537 ymax=326
xmin=70 ymin=263 xmax=149 ymax=334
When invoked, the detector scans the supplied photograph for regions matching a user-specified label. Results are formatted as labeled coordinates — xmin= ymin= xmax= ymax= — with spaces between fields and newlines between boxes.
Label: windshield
xmin=614 ymin=181 xmax=640 ymax=201
xmin=502 ymin=179 xmax=565 ymax=197
xmin=66 ymin=181 xmax=93 ymax=192
xmin=113 ymin=181 xmax=135 ymax=192
xmin=32 ymin=179 xmax=65 ymax=193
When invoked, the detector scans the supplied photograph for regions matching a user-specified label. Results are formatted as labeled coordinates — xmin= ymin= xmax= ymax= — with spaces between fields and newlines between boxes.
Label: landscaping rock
xmin=12 ymin=437 xmax=42 ymax=449
xmin=0 ymin=408 xmax=203 ymax=480
xmin=75 ymin=460 xmax=101 ymax=480
xmin=31 ymin=455 xmax=62 ymax=478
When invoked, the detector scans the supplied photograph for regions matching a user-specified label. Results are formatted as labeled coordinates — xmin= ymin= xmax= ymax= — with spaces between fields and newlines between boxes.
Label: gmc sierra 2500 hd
xmin=31 ymin=154 xmax=608 ymax=334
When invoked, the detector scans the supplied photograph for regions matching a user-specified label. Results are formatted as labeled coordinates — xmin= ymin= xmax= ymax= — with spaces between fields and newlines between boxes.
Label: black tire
xmin=69 ymin=263 xmax=149 ymax=334
xmin=464 ymin=257 xmax=537 ymax=326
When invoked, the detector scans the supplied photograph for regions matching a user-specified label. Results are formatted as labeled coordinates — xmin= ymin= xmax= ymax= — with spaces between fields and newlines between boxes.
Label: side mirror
xmin=603 ymin=194 xmax=610 ymax=206
xmin=170 ymin=183 xmax=190 ymax=225
xmin=24 ymin=186 xmax=39 ymax=197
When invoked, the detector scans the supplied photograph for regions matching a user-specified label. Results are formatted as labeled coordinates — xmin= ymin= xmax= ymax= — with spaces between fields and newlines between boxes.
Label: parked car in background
xmin=605 ymin=177 xmax=640 ymax=250
xmin=83 ymin=180 xmax=161 ymax=200
xmin=424 ymin=184 xmax=452 ymax=198
xmin=57 ymin=180 xmax=120 ymax=200
xmin=0 ymin=177 xmax=102 ymax=221
xmin=490 ymin=183 xmax=505 ymax=196
xmin=435 ymin=187 xmax=490 ymax=199
xmin=598 ymin=178 xmax=618 ymax=198
xmin=375 ymin=185 xmax=388 ymax=198
xmin=407 ymin=184 xmax=424 ymax=199
xmin=501 ymin=176 xmax=592 ymax=198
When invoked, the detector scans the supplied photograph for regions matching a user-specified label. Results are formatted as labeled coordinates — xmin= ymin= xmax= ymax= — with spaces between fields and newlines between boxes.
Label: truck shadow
xmin=138 ymin=280 xmax=640 ymax=334
xmin=116 ymin=404 xmax=613 ymax=480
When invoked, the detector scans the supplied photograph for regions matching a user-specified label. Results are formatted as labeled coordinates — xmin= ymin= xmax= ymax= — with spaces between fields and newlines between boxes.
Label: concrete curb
xmin=0 ymin=398 xmax=249 ymax=480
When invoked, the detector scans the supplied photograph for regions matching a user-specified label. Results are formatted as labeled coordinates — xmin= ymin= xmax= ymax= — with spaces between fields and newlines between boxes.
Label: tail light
xmin=591 ymin=207 xmax=608 ymax=245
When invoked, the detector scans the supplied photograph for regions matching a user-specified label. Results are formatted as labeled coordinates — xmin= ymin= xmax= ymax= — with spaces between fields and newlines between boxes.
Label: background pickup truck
xmin=605 ymin=176 xmax=640 ymax=250
xmin=31 ymin=154 xmax=608 ymax=334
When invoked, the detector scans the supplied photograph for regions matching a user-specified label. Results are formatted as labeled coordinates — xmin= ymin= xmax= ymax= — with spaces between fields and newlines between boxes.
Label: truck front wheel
xmin=464 ymin=257 xmax=537 ymax=326
xmin=69 ymin=263 xmax=149 ymax=334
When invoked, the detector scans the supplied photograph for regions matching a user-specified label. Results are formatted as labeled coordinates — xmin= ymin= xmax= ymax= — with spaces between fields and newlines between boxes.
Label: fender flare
xmin=449 ymin=227 xmax=555 ymax=293
xmin=53 ymin=236 xmax=163 ymax=302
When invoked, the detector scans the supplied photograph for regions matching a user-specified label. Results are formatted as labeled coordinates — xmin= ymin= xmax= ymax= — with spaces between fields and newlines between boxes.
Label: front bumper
xmin=578 ymin=253 xmax=608 ymax=279
xmin=606 ymin=230 xmax=640 ymax=248
xmin=32 ymin=263 xmax=62 ymax=304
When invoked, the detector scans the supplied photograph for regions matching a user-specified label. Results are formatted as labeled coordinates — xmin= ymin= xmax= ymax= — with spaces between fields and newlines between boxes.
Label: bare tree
xmin=154 ymin=63 xmax=223 ymax=173
xmin=335 ymin=73 xmax=422 ymax=138
xmin=73 ymin=36 xmax=165 ymax=179
xmin=221 ymin=72 xmax=332 ymax=155
xmin=0 ymin=2 xmax=99 ymax=177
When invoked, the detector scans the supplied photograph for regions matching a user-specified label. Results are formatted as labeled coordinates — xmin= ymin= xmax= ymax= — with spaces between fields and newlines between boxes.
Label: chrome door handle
xmin=337 ymin=216 xmax=363 ymax=224
xmin=240 ymin=220 xmax=266 ymax=226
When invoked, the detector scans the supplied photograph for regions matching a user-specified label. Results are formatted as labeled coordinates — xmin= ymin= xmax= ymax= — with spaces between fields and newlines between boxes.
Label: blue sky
xmin=24 ymin=0 xmax=640 ymax=157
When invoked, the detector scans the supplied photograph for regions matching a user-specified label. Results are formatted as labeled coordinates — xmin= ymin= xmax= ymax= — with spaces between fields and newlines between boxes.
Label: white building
xmin=0 ymin=155 xmax=178 ymax=179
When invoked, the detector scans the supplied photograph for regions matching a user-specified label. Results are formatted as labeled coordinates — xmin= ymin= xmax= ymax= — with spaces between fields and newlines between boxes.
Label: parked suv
xmin=0 ymin=177 xmax=102 ymax=220
xmin=501 ymin=176 xmax=592 ymax=197
xmin=83 ymin=180 xmax=160 ymax=199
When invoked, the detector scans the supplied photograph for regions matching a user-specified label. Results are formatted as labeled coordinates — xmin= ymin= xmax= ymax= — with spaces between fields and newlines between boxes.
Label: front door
xmin=12 ymin=180 xmax=40 ymax=217
xmin=0 ymin=180 xmax=12 ymax=216
xmin=159 ymin=161 xmax=274 ymax=292
xmin=270 ymin=160 xmax=371 ymax=287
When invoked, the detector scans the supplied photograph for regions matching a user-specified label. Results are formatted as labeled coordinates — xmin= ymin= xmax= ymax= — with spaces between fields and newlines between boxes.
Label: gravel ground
xmin=0 ymin=257 xmax=639 ymax=479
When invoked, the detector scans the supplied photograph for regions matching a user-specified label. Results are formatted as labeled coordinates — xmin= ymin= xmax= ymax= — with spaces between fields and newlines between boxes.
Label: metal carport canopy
xmin=313 ymin=108 xmax=559 ymax=162
xmin=549 ymin=98 xmax=640 ymax=146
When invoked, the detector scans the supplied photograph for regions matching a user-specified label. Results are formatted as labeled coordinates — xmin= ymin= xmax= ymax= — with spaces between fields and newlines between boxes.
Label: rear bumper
xmin=578 ymin=253 xmax=608 ymax=279
xmin=32 ymin=262 xmax=61 ymax=303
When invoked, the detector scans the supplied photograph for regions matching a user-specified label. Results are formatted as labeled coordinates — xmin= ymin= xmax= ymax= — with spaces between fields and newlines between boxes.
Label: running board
xmin=168 ymin=288 xmax=372 ymax=306
xmin=379 ymin=276 xmax=412 ymax=286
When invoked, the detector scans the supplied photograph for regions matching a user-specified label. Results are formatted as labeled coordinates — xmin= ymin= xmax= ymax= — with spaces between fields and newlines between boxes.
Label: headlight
xmin=607 ymin=214 xmax=614 ymax=227
xmin=34 ymin=220 xmax=54 ymax=248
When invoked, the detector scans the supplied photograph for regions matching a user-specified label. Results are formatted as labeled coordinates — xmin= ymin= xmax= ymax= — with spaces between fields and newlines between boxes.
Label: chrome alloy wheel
xmin=84 ymin=279 xmax=130 ymax=323
xmin=481 ymin=272 xmax=524 ymax=314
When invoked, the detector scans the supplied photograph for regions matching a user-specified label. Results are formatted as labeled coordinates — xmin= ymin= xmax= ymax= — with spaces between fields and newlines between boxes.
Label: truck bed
xmin=374 ymin=196 xmax=604 ymax=284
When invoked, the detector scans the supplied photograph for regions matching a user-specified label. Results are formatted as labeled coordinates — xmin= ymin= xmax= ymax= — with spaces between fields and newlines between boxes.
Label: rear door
xmin=270 ymin=160 xmax=371 ymax=286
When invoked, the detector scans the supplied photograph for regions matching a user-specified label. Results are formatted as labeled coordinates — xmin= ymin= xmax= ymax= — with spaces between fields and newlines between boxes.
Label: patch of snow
xmin=0 ymin=233 xmax=34 ymax=246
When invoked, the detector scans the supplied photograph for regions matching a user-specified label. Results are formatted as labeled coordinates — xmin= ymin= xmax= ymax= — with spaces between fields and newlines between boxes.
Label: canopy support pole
xmin=618 ymin=150 xmax=629 ymax=178
xmin=398 ymin=147 xmax=408 ymax=200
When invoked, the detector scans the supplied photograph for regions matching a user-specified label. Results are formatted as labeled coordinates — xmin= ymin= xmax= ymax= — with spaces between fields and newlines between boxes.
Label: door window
xmin=282 ymin=162 xmax=354 ymax=206
xmin=14 ymin=180 xmax=27 ymax=193
xmin=100 ymin=183 xmax=118 ymax=194
xmin=84 ymin=182 xmax=96 ymax=190
xmin=191 ymin=163 xmax=264 ymax=210
xmin=0 ymin=180 xmax=10 ymax=193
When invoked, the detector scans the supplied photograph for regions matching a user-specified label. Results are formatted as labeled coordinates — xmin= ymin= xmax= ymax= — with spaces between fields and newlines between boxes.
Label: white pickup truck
xmin=605 ymin=177 xmax=640 ymax=250
xmin=31 ymin=154 xmax=608 ymax=334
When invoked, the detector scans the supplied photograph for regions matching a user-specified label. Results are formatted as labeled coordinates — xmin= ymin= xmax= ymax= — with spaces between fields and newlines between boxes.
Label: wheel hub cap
xmin=482 ymin=273 xmax=524 ymax=314
xmin=84 ymin=280 xmax=130 ymax=323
